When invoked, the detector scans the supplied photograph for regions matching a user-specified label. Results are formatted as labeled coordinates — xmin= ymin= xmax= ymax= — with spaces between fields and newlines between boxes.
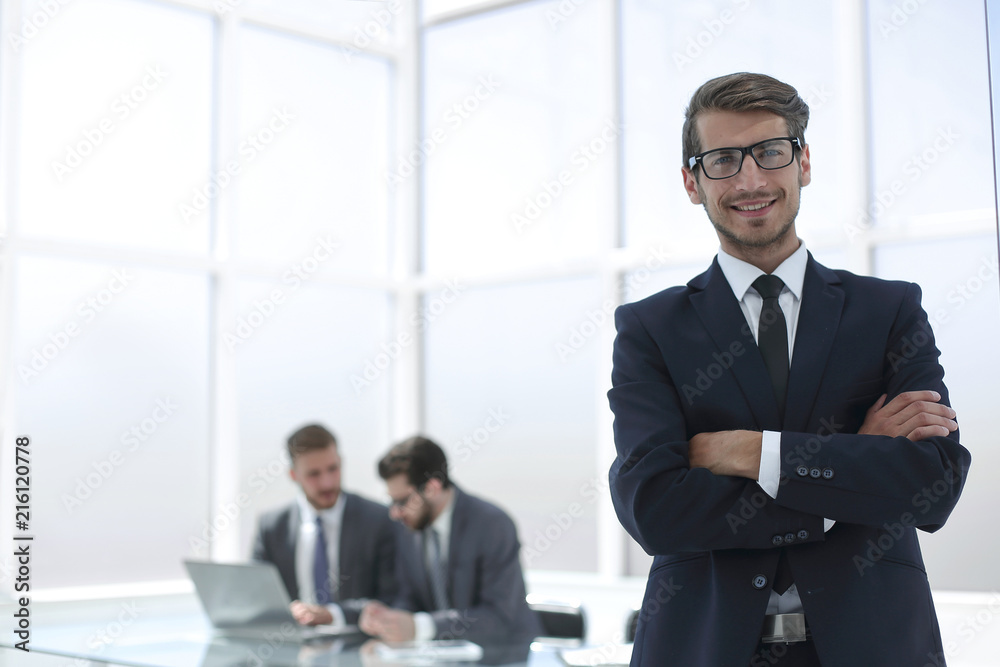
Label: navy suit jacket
xmin=392 ymin=486 xmax=542 ymax=642
xmin=609 ymin=254 xmax=971 ymax=666
xmin=251 ymin=491 xmax=399 ymax=624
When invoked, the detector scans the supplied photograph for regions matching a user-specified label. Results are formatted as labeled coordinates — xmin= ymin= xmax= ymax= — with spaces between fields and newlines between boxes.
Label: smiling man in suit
xmin=358 ymin=435 xmax=541 ymax=644
xmin=252 ymin=423 xmax=399 ymax=626
xmin=609 ymin=72 xmax=971 ymax=666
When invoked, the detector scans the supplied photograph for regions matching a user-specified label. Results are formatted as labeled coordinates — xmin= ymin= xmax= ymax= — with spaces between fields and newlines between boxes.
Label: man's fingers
xmin=894 ymin=401 xmax=957 ymax=428
xmin=900 ymin=410 xmax=958 ymax=436
xmin=861 ymin=390 xmax=957 ymax=438
xmin=906 ymin=424 xmax=953 ymax=441
xmin=358 ymin=612 xmax=382 ymax=636
xmin=867 ymin=393 xmax=887 ymax=415
xmin=881 ymin=390 xmax=942 ymax=413
xmin=876 ymin=394 xmax=955 ymax=425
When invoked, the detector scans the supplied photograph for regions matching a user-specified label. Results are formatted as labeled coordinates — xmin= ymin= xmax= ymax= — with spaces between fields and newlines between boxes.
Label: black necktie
xmin=752 ymin=274 xmax=789 ymax=419
xmin=752 ymin=274 xmax=793 ymax=595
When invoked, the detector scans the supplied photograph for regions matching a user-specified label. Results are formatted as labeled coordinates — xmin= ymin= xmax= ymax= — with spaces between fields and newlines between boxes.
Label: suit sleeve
xmin=391 ymin=531 xmax=420 ymax=612
xmin=336 ymin=501 xmax=401 ymax=624
xmin=430 ymin=513 xmax=531 ymax=641
xmin=251 ymin=515 xmax=268 ymax=562
xmin=373 ymin=517 xmax=400 ymax=604
xmin=775 ymin=282 xmax=971 ymax=531
xmin=609 ymin=303 xmax=824 ymax=556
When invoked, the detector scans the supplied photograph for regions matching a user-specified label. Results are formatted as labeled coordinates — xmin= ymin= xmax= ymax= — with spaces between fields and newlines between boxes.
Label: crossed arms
xmin=689 ymin=390 xmax=958 ymax=478
xmin=608 ymin=280 xmax=972 ymax=555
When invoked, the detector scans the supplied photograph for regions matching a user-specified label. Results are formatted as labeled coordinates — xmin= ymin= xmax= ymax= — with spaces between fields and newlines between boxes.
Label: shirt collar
xmin=716 ymin=240 xmax=808 ymax=302
xmin=428 ymin=488 xmax=455 ymax=542
xmin=296 ymin=490 xmax=346 ymax=526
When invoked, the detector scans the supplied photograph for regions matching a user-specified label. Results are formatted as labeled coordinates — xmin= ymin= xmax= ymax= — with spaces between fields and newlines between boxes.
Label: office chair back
xmin=625 ymin=608 xmax=639 ymax=642
xmin=526 ymin=595 xmax=586 ymax=642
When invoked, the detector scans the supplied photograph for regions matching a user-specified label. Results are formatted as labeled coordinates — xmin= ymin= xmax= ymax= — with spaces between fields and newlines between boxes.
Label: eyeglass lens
xmin=701 ymin=139 xmax=795 ymax=179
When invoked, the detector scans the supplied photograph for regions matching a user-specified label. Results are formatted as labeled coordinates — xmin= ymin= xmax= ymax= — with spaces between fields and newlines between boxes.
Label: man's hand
xmin=688 ymin=430 xmax=762 ymax=479
xmin=859 ymin=390 xmax=957 ymax=441
xmin=290 ymin=600 xmax=333 ymax=626
xmin=359 ymin=600 xmax=417 ymax=642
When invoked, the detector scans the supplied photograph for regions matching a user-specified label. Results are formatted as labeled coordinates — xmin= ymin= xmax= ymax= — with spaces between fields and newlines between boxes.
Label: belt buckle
xmin=761 ymin=613 xmax=809 ymax=644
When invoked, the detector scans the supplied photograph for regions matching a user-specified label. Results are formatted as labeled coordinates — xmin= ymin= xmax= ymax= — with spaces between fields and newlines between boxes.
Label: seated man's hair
xmin=378 ymin=435 xmax=450 ymax=489
xmin=286 ymin=424 xmax=337 ymax=461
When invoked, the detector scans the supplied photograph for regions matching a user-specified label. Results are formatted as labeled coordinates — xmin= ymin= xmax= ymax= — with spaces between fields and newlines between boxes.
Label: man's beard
xmin=411 ymin=499 xmax=433 ymax=531
xmin=709 ymin=210 xmax=797 ymax=249
xmin=698 ymin=179 xmax=802 ymax=251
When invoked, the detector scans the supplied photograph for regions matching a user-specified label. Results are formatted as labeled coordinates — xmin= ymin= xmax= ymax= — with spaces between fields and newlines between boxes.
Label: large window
xmin=0 ymin=0 xmax=997 ymax=596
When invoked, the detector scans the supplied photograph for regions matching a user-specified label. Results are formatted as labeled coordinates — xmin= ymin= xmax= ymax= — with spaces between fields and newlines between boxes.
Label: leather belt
xmin=761 ymin=613 xmax=810 ymax=644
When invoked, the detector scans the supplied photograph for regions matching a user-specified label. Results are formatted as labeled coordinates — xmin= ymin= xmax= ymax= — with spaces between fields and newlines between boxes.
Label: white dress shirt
xmin=716 ymin=242 xmax=834 ymax=615
xmin=294 ymin=491 xmax=347 ymax=625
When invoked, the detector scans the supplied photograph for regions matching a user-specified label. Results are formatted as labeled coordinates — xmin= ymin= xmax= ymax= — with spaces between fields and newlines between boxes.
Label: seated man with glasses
xmin=359 ymin=435 xmax=541 ymax=644
xmin=608 ymin=72 xmax=970 ymax=666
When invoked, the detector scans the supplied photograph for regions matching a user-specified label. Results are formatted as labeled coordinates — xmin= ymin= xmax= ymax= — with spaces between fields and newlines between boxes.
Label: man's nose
xmin=730 ymin=154 xmax=768 ymax=190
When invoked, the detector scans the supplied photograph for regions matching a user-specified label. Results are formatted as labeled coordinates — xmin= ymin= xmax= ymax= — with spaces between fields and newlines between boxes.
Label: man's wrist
xmin=738 ymin=430 xmax=764 ymax=479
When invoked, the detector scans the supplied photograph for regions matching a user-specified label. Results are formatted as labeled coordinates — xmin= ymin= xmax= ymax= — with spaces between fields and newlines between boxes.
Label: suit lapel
xmin=784 ymin=256 xmax=844 ymax=433
xmin=446 ymin=487 xmax=467 ymax=604
xmin=688 ymin=259 xmax=781 ymax=430
xmin=286 ymin=504 xmax=301 ymax=598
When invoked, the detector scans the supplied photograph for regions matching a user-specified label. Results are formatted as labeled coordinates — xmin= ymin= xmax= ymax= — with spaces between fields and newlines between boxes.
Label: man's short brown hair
xmin=682 ymin=72 xmax=810 ymax=167
xmin=286 ymin=424 xmax=337 ymax=462
xmin=377 ymin=435 xmax=450 ymax=489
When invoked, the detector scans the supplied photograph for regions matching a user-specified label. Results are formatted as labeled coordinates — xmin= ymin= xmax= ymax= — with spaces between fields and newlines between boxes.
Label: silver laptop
xmin=183 ymin=560 xmax=359 ymax=642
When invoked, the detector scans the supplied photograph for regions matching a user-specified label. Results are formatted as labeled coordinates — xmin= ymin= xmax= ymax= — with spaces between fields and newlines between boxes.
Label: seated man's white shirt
xmin=294 ymin=491 xmax=347 ymax=626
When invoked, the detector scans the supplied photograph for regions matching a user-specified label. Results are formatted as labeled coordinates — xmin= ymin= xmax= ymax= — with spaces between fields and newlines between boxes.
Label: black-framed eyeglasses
xmin=389 ymin=491 xmax=417 ymax=510
xmin=688 ymin=137 xmax=801 ymax=180
xmin=389 ymin=483 xmax=429 ymax=510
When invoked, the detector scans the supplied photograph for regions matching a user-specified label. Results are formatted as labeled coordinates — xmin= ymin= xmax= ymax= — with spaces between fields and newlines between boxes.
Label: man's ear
xmin=682 ymin=166 xmax=702 ymax=204
xmin=798 ymin=144 xmax=811 ymax=187
xmin=423 ymin=476 xmax=443 ymax=497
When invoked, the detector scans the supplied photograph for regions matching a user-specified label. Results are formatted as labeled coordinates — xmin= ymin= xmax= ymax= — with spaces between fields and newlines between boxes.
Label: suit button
xmin=822 ymin=467 xmax=834 ymax=480
xmin=784 ymin=532 xmax=795 ymax=543
xmin=772 ymin=535 xmax=784 ymax=546
xmin=752 ymin=575 xmax=768 ymax=590
xmin=797 ymin=529 xmax=809 ymax=540
xmin=809 ymin=467 xmax=822 ymax=478
xmin=796 ymin=466 xmax=809 ymax=477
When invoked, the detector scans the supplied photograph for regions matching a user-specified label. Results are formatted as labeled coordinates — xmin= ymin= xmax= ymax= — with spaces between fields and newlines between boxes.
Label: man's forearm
xmin=688 ymin=430 xmax=763 ymax=478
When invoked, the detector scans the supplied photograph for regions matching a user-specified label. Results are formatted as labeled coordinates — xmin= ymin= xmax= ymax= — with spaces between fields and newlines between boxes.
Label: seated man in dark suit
xmin=358 ymin=435 xmax=541 ymax=643
xmin=252 ymin=424 xmax=399 ymax=626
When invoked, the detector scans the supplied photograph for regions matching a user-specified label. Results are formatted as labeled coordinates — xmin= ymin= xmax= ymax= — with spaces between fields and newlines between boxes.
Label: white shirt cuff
xmin=413 ymin=611 xmax=436 ymax=640
xmin=757 ymin=430 xmax=782 ymax=499
xmin=326 ymin=603 xmax=346 ymax=627
xmin=758 ymin=431 xmax=836 ymax=533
